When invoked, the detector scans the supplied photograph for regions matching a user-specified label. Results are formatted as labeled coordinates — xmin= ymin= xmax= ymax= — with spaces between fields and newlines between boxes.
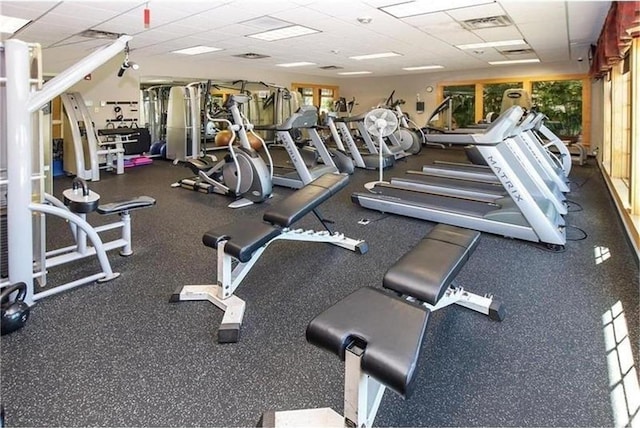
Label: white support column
xmin=5 ymin=39 xmax=35 ymax=304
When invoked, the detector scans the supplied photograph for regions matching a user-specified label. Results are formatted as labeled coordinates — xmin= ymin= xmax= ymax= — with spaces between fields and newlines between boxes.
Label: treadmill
xmin=352 ymin=106 xmax=566 ymax=249
xmin=257 ymin=106 xmax=339 ymax=189
xmin=419 ymin=111 xmax=568 ymax=215
xmin=440 ymin=112 xmax=571 ymax=193
xmin=328 ymin=113 xmax=394 ymax=170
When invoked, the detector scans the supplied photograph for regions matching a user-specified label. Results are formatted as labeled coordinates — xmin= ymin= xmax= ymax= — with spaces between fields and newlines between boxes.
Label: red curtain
xmin=589 ymin=1 xmax=640 ymax=79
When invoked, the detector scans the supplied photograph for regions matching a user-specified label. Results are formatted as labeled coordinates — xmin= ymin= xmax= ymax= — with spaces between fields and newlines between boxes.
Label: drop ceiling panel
xmin=4 ymin=0 xmax=611 ymax=77
xmin=518 ymin=21 xmax=568 ymax=47
xmin=566 ymin=1 xmax=610 ymax=43
xmin=402 ymin=12 xmax=460 ymax=31
xmin=499 ymin=1 xmax=566 ymax=25
xmin=445 ymin=2 xmax=505 ymax=21
xmin=1 ymin=2 xmax=60 ymax=20
xmin=476 ymin=26 xmax=524 ymax=42
xmin=429 ymin=30 xmax=483 ymax=46
xmin=536 ymin=47 xmax=571 ymax=62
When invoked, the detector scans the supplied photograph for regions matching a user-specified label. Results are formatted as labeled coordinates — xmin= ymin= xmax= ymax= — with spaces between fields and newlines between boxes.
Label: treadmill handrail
xmin=426 ymin=106 xmax=523 ymax=145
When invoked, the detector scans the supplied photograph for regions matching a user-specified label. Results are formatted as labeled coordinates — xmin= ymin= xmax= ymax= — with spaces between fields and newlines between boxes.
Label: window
xmin=483 ymin=82 xmax=522 ymax=119
xmin=531 ymin=80 xmax=583 ymax=141
xmin=442 ymin=84 xmax=475 ymax=128
xmin=291 ymin=83 xmax=339 ymax=115
xmin=437 ymin=76 xmax=590 ymax=146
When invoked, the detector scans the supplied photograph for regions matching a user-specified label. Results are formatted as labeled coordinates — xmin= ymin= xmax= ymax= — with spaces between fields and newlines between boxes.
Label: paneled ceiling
xmin=1 ymin=0 xmax=611 ymax=77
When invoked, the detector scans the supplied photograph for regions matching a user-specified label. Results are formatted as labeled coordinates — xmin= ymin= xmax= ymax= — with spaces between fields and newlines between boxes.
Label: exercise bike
xmin=172 ymin=94 xmax=274 ymax=209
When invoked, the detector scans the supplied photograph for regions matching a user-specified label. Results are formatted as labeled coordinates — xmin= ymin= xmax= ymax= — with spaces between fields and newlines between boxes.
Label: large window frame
xmin=437 ymin=74 xmax=591 ymax=147
xmin=291 ymin=83 xmax=340 ymax=115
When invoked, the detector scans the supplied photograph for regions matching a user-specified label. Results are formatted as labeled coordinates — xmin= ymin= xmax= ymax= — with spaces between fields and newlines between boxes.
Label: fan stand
xmin=364 ymin=109 xmax=398 ymax=191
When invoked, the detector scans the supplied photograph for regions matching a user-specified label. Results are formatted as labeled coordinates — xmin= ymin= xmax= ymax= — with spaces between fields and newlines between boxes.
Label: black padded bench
xmin=307 ymin=287 xmax=429 ymax=398
xmin=200 ymin=173 xmax=367 ymax=263
xmin=261 ymin=287 xmax=429 ymax=427
xmin=260 ymin=224 xmax=504 ymax=427
xmin=172 ymin=173 xmax=367 ymax=343
xmin=384 ymin=224 xmax=505 ymax=320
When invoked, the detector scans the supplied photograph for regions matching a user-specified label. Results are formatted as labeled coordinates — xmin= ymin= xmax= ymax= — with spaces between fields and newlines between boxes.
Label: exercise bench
xmin=171 ymin=173 xmax=368 ymax=343
xmin=261 ymin=225 xmax=504 ymax=427
xmin=384 ymin=224 xmax=505 ymax=320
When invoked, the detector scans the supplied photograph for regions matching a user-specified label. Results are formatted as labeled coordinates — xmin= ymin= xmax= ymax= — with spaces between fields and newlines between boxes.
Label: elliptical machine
xmin=172 ymin=91 xmax=274 ymax=209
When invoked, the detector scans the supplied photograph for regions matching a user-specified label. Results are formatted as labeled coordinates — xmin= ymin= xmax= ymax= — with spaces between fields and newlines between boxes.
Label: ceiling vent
xmin=460 ymin=15 xmax=512 ymax=30
xmin=77 ymin=29 xmax=121 ymax=39
xmin=500 ymin=48 xmax=535 ymax=55
xmin=233 ymin=53 xmax=270 ymax=59
xmin=319 ymin=65 xmax=343 ymax=70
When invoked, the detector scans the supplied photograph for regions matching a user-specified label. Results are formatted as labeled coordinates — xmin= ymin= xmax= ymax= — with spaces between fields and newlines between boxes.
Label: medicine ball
xmin=216 ymin=130 xmax=262 ymax=151
xmin=215 ymin=129 xmax=234 ymax=147
xmin=1 ymin=282 xmax=30 ymax=335
xmin=246 ymin=133 xmax=263 ymax=151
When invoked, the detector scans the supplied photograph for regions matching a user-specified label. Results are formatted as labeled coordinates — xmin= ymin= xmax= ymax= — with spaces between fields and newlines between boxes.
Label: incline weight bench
xmin=261 ymin=225 xmax=504 ymax=427
xmin=171 ymin=173 xmax=368 ymax=343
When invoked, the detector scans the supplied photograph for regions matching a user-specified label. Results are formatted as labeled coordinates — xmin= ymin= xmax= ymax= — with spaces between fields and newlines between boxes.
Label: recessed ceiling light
xmin=489 ymin=58 xmax=540 ymax=65
xmin=276 ymin=61 xmax=316 ymax=67
xmin=248 ymin=25 xmax=319 ymax=41
xmin=456 ymin=39 xmax=527 ymax=50
xmin=402 ymin=65 xmax=444 ymax=71
xmin=380 ymin=0 xmax=495 ymax=18
xmin=171 ymin=46 xmax=222 ymax=55
xmin=0 ymin=14 xmax=31 ymax=34
xmin=350 ymin=52 xmax=401 ymax=60
xmin=338 ymin=71 xmax=372 ymax=75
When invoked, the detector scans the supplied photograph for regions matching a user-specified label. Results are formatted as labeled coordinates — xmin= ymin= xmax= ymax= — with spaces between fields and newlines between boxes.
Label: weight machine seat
xmin=96 ymin=196 xmax=156 ymax=215
xmin=383 ymin=225 xmax=480 ymax=306
xmin=202 ymin=221 xmax=281 ymax=263
xmin=306 ymin=286 xmax=429 ymax=398
xmin=263 ymin=173 xmax=349 ymax=227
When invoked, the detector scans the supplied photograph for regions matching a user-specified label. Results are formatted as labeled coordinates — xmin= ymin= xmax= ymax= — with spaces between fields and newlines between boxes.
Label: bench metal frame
xmin=261 ymin=343 xmax=386 ymax=428
xmin=404 ymin=284 xmax=503 ymax=321
xmin=29 ymin=192 xmax=153 ymax=303
xmin=173 ymin=227 xmax=366 ymax=343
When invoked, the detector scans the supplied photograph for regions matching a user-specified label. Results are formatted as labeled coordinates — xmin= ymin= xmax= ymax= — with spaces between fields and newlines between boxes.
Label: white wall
xmin=137 ymin=56 xmax=343 ymax=88
xmin=65 ymin=53 xmax=590 ymax=130
xmin=67 ymin=55 xmax=140 ymax=129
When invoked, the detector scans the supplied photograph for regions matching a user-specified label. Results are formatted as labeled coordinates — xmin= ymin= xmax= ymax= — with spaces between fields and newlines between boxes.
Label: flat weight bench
xmin=261 ymin=225 xmax=504 ymax=427
xmin=170 ymin=173 xmax=368 ymax=343
xmin=384 ymin=224 xmax=505 ymax=320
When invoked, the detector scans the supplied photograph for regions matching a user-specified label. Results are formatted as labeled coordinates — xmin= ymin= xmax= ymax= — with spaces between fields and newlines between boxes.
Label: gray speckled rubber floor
xmin=1 ymin=147 xmax=638 ymax=427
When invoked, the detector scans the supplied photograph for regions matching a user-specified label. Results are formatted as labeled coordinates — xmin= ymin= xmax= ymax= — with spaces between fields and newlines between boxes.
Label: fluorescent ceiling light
xmin=456 ymin=39 xmax=527 ymax=50
xmin=276 ymin=61 xmax=316 ymax=67
xmin=402 ymin=65 xmax=444 ymax=71
xmin=381 ymin=0 xmax=494 ymax=18
xmin=171 ymin=46 xmax=222 ymax=55
xmin=489 ymin=58 xmax=540 ymax=65
xmin=248 ymin=25 xmax=319 ymax=41
xmin=0 ymin=14 xmax=30 ymax=34
xmin=350 ymin=52 xmax=401 ymax=60
xmin=338 ymin=71 xmax=372 ymax=75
